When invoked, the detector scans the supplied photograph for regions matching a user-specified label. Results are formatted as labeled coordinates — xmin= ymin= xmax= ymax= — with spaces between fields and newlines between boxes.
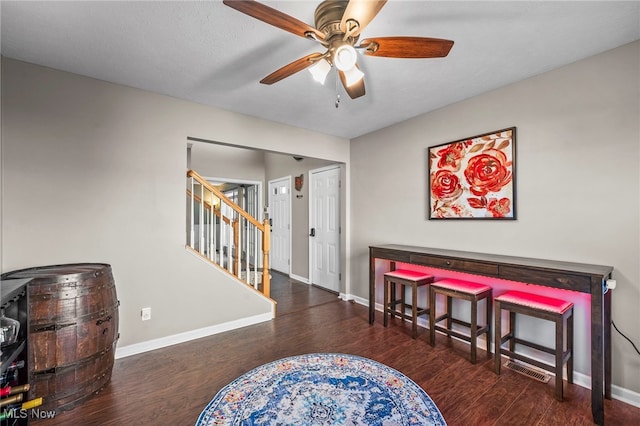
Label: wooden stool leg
xmin=411 ymin=283 xmax=418 ymax=338
xmin=470 ymin=295 xmax=478 ymax=364
xmin=567 ymin=310 xmax=574 ymax=384
xmin=486 ymin=291 xmax=492 ymax=354
xmin=494 ymin=300 xmax=502 ymax=374
xmin=390 ymin=282 xmax=397 ymax=319
xmin=555 ymin=315 xmax=564 ymax=401
xmin=429 ymin=287 xmax=436 ymax=347
xmin=446 ymin=295 xmax=453 ymax=331
xmin=383 ymin=279 xmax=389 ymax=327
xmin=508 ymin=311 xmax=516 ymax=352
xmin=400 ymin=283 xmax=406 ymax=320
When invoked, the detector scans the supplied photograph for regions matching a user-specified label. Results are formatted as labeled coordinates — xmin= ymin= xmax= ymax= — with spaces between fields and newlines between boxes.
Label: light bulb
xmin=343 ymin=66 xmax=364 ymax=87
xmin=334 ymin=45 xmax=357 ymax=71
xmin=308 ymin=59 xmax=331 ymax=84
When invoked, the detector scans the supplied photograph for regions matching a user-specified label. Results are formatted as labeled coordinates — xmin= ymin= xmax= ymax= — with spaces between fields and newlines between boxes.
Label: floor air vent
xmin=504 ymin=360 xmax=551 ymax=383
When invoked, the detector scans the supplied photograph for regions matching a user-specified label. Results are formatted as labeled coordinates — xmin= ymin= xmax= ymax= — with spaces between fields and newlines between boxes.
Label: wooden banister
xmin=186 ymin=189 xmax=232 ymax=225
xmin=187 ymin=169 xmax=271 ymax=298
xmin=188 ymin=170 xmax=264 ymax=229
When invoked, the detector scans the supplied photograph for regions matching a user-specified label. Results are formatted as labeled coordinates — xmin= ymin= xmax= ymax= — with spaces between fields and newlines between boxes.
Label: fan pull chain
xmin=335 ymin=70 xmax=340 ymax=108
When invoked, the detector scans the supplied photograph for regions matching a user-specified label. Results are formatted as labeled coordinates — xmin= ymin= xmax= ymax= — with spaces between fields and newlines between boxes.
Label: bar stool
xmin=429 ymin=278 xmax=492 ymax=363
xmin=494 ymin=290 xmax=573 ymax=401
xmin=383 ymin=269 xmax=434 ymax=338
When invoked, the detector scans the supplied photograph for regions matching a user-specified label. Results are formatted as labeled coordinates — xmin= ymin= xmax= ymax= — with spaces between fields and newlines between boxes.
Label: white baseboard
xmin=609 ymin=384 xmax=640 ymax=408
xmin=290 ymin=273 xmax=310 ymax=284
xmin=344 ymin=295 xmax=640 ymax=408
xmin=566 ymin=372 xmax=640 ymax=407
xmin=342 ymin=293 xmax=368 ymax=305
xmin=115 ymin=312 xmax=273 ymax=359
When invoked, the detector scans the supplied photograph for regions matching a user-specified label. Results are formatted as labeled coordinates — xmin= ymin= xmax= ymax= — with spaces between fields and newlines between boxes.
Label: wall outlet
xmin=141 ymin=307 xmax=151 ymax=321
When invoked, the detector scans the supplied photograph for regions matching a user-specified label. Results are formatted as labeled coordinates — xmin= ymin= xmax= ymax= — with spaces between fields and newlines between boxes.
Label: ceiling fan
xmin=223 ymin=0 xmax=454 ymax=100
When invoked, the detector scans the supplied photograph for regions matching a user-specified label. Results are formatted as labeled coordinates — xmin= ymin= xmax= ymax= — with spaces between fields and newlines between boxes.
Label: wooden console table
xmin=369 ymin=244 xmax=613 ymax=425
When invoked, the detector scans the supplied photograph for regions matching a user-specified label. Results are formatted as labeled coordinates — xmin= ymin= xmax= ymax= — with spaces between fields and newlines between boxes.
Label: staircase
xmin=186 ymin=170 xmax=271 ymax=298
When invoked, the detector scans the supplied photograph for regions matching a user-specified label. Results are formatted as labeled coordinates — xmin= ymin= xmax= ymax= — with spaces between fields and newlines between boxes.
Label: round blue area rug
xmin=196 ymin=353 xmax=446 ymax=425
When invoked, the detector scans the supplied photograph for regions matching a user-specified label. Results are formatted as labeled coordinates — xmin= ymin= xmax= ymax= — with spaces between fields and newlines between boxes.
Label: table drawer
xmin=409 ymin=254 xmax=499 ymax=276
xmin=499 ymin=266 xmax=591 ymax=292
xmin=373 ymin=248 xmax=411 ymax=263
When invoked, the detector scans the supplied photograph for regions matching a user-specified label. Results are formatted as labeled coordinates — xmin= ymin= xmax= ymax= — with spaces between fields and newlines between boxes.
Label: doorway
xmin=309 ymin=165 xmax=341 ymax=293
xmin=268 ymin=176 xmax=291 ymax=275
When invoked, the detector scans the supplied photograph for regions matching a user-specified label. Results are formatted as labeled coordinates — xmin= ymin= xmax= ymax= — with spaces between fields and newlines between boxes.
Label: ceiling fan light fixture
xmin=343 ymin=66 xmax=364 ymax=87
xmin=223 ymin=0 xmax=455 ymax=100
xmin=308 ymin=58 xmax=331 ymax=84
xmin=334 ymin=44 xmax=357 ymax=71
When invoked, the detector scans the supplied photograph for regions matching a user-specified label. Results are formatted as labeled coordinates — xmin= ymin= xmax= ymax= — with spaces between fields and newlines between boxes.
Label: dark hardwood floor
xmin=35 ymin=272 xmax=639 ymax=425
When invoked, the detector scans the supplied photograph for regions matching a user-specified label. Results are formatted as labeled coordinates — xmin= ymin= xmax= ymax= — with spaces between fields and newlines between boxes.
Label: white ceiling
xmin=2 ymin=1 xmax=639 ymax=139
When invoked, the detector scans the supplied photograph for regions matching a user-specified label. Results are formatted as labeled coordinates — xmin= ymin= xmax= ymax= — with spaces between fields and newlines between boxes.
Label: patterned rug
xmin=196 ymin=353 xmax=446 ymax=425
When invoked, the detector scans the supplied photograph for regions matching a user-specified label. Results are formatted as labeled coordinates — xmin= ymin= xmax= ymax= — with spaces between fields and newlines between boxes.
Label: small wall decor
xmin=295 ymin=174 xmax=304 ymax=191
xmin=428 ymin=127 xmax=516 ymax=220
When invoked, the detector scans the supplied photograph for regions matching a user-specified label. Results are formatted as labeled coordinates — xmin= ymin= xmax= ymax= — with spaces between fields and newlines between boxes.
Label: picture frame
xmin=428 ymin=127 xmax=516 ymax=220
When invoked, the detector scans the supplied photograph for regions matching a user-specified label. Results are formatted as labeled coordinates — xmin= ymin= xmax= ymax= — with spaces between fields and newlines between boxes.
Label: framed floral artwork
xmin=428 ymin=127 xmax=516 ymax=220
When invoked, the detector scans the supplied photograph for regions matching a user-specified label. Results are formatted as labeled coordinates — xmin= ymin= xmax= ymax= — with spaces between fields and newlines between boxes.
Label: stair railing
xmin=186 ymin=170 xmax=271 ymax=298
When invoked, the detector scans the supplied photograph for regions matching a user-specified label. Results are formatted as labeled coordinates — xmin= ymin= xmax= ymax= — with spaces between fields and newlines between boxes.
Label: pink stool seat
xmin=431 ymin=278 xmax=492 ymax=295
xmin=495 ymin=290 xmax=573 ymax=314
xmin=384 ymin=269 xmax=433 ymax=281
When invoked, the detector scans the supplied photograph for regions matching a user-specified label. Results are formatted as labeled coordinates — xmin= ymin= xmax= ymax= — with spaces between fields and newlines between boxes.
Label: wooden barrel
xmin=1 ymin=263 xmax=119 ymax=412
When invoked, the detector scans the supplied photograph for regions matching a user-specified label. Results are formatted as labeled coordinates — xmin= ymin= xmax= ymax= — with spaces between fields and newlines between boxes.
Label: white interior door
xmin=268 ymin=177 xmax=291 ymax=274
xmin=310 ymin=166 xmax=340 ymax=292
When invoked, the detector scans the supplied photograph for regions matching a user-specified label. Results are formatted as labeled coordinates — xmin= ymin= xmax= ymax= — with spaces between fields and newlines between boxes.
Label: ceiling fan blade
xmin=338 ymin=66 xmax=366 ymax=99
xmin=223 ymin=0 xmax=325 ymax=41
xmin=360 ymin=37 xmax=454 ymax=58
xmin=260 ymin=53 xmax=324 ymax=85
xmin=340 ymin=0 xmax=387 ymax=36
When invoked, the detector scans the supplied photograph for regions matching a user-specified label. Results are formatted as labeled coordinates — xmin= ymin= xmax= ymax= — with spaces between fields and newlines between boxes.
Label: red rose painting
xmin=431 ymin=170 xmax=463 ymax=203
xmin=435 ymin=141 xmax=468 ymax=171
xmin=428 ymin=128 xmax=516 ymax=219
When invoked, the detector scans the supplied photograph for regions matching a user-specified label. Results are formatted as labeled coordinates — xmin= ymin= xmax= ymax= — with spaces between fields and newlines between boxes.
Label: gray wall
xmin=350 ymin=41 xmax=640 ymax=393
xmin=189 ymin=141 xmax=266 ymax=182
xmin=1 ymin=58 xmax=350 ymax=350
